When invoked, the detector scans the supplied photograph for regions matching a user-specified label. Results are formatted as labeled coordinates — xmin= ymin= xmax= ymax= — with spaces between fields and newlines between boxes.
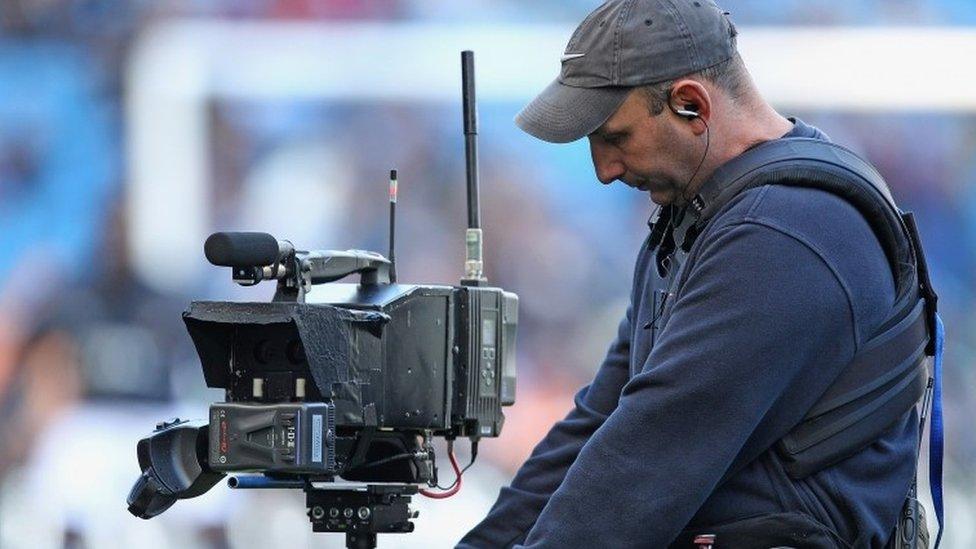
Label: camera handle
xmin=303 ymin=250 xmax=392 ymax=286
xmin=274 ymin=250 xmax=392 ymax=303
xmin=205 ymin=233 xmax=392 ymax=302
xmin=126 ymin=419 xmax=225 ymax=519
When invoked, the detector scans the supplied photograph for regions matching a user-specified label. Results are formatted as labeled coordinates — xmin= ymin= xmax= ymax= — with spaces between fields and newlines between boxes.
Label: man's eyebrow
xmin=592 ymin=125 xmax=624 ymax=138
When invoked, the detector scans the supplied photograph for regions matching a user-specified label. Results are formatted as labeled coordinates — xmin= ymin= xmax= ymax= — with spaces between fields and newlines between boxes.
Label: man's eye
xmin=605 ymin=134 xmax=626 ymax=146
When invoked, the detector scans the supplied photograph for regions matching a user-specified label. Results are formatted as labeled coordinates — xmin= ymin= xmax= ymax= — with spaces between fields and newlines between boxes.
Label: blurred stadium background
xmin=0 ymin=0 xmax=974 ymax=547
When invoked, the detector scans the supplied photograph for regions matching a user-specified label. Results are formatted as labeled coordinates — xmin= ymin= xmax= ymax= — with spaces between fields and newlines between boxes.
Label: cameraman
xmin=460 ymin=1 xmax=920 ymax=547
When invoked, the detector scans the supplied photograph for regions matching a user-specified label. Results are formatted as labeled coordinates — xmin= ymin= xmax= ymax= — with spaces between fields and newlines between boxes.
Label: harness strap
xmin=931 ymin=315 xmax=945 ymax=547
xmin=777 ymin=302 xmax=929 ymax=479
xmin=673 ymin=137 xmax=944 ymax=544
xmin=903 ymin=211 xmax=944 ymax=548
xmin=688 ymin=138 xmax=917 ymax=303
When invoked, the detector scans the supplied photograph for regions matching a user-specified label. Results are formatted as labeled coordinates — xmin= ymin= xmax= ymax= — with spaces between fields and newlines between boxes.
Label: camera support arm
xmin=303 ymin=250 xmax=391 ymax=286
xmin=126 ymin=419 xmax=226 ymax=519
xmin=273 ymin=249 xmax=392 ymax=302
xmin=203 ymin=231 xmax=391 ymax=303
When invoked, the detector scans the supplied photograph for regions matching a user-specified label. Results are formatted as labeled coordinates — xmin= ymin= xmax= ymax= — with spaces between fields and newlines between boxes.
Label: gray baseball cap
xmin=517 ymin=0 xmax=738 ymax=143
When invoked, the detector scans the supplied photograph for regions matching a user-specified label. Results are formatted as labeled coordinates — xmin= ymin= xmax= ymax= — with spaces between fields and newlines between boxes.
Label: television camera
xmin=126 ymin=51 xmax=518 ymax=549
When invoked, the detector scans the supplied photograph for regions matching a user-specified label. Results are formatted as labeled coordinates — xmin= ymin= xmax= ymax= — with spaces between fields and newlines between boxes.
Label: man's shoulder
xmin=710 ymin=183 xmax=878 ymax=256
xmin=704 ymin=182 xmax=896 ymax=335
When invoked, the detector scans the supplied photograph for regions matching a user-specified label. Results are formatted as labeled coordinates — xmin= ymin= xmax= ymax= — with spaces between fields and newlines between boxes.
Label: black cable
xmin=356 ymin=452 xmax=416 ymax=470
xmin=356 ymin=439 xmax=479 ymax=490
xmin=652 ymin=109 xmax=710 ymax=262
xmin=433 ymin=440 xmax=478 ymax=491
xmin=682 ymin=116 xmax=710 ymax=206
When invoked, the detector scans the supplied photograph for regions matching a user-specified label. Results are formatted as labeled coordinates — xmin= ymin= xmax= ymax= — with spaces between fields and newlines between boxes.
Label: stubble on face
xmin=590 ymin=92 xmax=701 ymax=207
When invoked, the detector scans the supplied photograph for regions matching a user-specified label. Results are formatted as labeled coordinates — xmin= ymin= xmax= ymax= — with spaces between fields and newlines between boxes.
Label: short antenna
xmin=388 ymin=169 xmax=398 ymax=283
xmin=461 ymin=50 xmax=485 ymax=285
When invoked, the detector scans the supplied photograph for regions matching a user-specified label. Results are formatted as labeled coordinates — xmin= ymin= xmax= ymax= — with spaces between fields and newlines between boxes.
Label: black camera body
xmin=127 ymin=51 xmax=510 ymax=548
xmin=190 ymin=281 xmax=517 ymax=481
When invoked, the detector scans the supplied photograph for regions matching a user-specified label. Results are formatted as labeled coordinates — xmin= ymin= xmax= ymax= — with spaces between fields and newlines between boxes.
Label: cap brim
xmin=515 ymin=79 xmax=631 ymax=144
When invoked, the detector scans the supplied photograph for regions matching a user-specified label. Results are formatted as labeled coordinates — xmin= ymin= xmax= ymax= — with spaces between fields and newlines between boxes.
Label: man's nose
xmin=589 ymin=142 xmax=625 ymax=185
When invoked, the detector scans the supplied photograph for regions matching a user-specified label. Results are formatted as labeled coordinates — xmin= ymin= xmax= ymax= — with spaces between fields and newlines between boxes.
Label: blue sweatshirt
xmin=458 ymin=120 xmax=918 ymax=548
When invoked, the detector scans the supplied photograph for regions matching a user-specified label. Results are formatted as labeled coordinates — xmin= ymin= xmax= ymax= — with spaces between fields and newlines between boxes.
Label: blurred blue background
xmin=0 ymin=1 xmax=973 ymax=547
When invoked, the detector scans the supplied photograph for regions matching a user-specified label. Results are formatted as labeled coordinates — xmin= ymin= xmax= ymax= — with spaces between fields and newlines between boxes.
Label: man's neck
xmin=683 ymin=103 xmax=793 ymax=202
xmin=733 ymin=105 xmax=795 ymax=153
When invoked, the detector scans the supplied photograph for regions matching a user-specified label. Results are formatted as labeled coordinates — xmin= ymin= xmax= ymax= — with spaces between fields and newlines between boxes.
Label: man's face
xmin=587 ymin=90 xmax=699 ymax=206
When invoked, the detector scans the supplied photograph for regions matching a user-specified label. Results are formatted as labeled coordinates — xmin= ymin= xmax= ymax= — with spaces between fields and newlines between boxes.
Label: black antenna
xmin=461 ymin=50 xmax=485 ymax=284
xmin=388 ymin=169 xmax=398 ymax=283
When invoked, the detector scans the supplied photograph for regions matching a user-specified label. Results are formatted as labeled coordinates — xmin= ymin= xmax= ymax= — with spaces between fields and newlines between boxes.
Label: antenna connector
xmin=464 ymin=228 xmax=485 ymax=281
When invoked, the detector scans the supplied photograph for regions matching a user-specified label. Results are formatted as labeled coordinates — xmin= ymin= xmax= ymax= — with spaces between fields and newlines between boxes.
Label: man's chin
xmin=648 ymin=189 xmax=676 ymax=206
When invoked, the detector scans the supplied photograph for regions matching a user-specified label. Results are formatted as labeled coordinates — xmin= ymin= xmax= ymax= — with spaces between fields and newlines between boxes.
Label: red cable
xmin=419 ymin=447 xmax=462 ymax=499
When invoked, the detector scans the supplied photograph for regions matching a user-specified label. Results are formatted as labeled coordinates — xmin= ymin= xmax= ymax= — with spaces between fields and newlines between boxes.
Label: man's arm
xmin=516 ymin=220 xmax=860 ymax=547
xmin=457 ymin=306 xmax=633 ymax=548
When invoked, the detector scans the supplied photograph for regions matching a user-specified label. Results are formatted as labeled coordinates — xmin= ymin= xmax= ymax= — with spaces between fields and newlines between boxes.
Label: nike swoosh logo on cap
xmin=561 ymin=53 xmax=586 ymax=62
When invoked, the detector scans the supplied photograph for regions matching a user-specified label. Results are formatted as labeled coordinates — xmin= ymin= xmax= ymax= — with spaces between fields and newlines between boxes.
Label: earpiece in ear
xmin=672 ymin=104 xmax=700 ymax=120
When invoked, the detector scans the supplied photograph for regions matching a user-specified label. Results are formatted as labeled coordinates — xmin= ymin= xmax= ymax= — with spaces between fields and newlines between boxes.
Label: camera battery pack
xmin=209 ymin=402 xmax=336 ymax=474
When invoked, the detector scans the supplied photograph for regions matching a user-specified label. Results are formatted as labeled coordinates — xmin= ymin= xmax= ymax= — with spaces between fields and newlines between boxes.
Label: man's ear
xmin=669 ymin=79 xmax=710 ymax=132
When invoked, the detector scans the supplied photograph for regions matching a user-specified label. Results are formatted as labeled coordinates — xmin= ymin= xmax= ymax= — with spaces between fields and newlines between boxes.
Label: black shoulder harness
xmin=683 ymin=137 xmax=938 ymax=479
